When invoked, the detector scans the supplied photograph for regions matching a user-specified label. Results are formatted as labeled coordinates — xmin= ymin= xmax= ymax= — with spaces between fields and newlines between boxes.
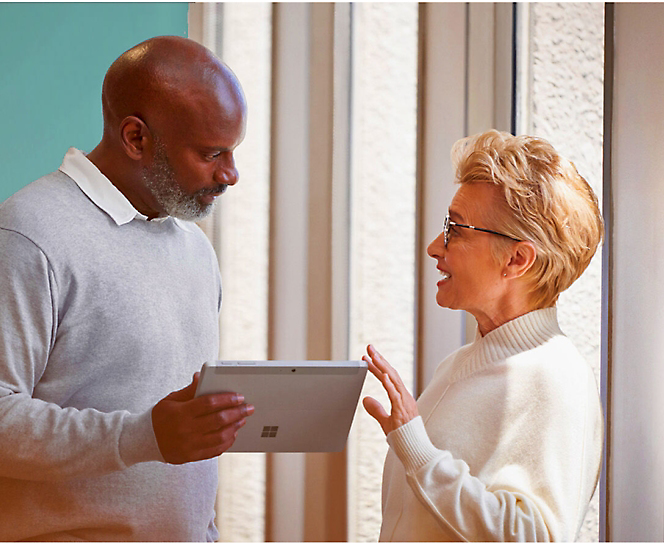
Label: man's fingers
xmin=192 ymin=403 xmax=254 ymax=434
xmin=191 ymin=425 xmax=244 ymax=462
xmin=154 ymin=404 xmax=251 ymax=464
xmin=195 ymin=418 xmax=247 ymax=449
xmin=187 ymin=391 xmax=246 ymax=418
xmin=164 ymin=422 xmax=241 ymax=464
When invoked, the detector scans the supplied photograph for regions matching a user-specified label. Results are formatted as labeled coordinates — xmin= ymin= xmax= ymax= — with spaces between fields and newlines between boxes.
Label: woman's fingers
xmin=367 ymin=344 xmax=390 ymax=367
xmin=365 ymin=350 xmax=406 ymax=408
xmin=362 ymin=396 xmax=390 ymax=435
xmin=363 ymin=344 xmax=420 ymax=432
xmin=364 ymin=356 xmax=391 ymax=387
xmin=367 ymin=345 xmax=407 ymax=390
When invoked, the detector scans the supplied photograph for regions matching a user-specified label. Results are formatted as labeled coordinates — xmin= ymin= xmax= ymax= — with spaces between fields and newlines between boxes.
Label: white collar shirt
xmin=58 ymin=147 xmax=193 ymax=232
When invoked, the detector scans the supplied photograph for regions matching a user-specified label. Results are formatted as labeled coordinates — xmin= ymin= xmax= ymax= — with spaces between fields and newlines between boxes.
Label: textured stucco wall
xmin=201 ymin=3 xmax=605 ymax=541
xmin=527 ymin=3 xmax=605 ymax=541
xmin=348 ymin=4 xmax=419 ymax=541
xmin=212 ymin=3 xmax=272 ymax=541
xmin=348 ymin=3 xmax=605 ymax=540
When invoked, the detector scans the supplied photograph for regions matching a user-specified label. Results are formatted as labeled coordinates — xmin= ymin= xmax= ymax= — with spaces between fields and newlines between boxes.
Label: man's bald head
xmin=88 ymin=36 xmax=247 ymax=220
xmin=101 ymin=36 xmax=245 ymax=139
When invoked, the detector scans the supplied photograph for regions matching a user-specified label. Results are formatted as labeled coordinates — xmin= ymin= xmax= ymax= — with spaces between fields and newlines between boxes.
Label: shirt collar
xmin=59 ymin=147 xmax=192 ymax=232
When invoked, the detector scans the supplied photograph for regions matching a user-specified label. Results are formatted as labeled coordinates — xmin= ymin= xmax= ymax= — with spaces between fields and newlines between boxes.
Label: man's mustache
xmin=197 ymin=184 xmax=228 ymax=196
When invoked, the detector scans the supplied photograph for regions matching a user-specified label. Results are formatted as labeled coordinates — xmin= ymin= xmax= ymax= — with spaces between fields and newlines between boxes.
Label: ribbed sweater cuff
xmin=118 ymin=409 xmax=164 ymax=468
xmin=387 ymin=416 xmax=441 ymax=473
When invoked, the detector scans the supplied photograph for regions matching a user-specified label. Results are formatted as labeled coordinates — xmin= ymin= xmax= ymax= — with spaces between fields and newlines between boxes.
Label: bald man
xmin=0 ymin=36 xmax=252 ymax=541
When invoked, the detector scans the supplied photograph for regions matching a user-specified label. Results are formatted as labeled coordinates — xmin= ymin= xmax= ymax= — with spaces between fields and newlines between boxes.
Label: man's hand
xmin=151 ymin=372 xmax=254 ymax=464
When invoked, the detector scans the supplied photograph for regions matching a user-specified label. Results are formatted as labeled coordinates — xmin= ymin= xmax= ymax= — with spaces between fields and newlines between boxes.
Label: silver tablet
xmin=195 ymin=360 xmax=368 ymax=453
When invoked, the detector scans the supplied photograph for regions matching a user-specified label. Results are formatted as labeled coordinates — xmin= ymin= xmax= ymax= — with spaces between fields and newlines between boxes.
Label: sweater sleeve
xmin=0 ymin=228 xmax=163 ymax=481
xmin=387 ymin=416 xmax=556 ymax=542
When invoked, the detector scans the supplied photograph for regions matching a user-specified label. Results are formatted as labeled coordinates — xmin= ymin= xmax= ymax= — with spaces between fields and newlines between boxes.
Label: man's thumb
xmin=165 ymin=372 xmax=200 ymax=402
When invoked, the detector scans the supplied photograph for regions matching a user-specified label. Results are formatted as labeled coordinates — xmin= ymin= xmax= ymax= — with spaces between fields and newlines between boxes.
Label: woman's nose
xmin=427 ymin=231 xmax=446 ymax=259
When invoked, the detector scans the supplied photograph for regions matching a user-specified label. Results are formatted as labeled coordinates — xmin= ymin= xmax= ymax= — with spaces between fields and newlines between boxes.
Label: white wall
xmin=189 ymin=3 xmax=615 ymax=540
xmin=190 ymin=4 xmax=271 ymax=540
xmin=348 ymin=4 xmax=419 ymax=540
xmin=524 ymin=4 xmax=605 ymax=540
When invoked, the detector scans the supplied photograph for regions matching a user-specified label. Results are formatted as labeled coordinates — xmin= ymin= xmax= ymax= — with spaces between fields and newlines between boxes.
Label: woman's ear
xmin=504 ymin=241 xmax=537 ymax=279
xmin=119 ymin=116 xmax=150 ymax=160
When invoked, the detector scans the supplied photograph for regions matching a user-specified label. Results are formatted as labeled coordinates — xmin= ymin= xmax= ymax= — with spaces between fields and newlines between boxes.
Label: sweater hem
xmin=119 ymin=409 xmax=164 ymax=467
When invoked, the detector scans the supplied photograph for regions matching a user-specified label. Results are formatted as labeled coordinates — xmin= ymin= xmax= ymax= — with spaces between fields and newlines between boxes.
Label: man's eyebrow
xmin=201 ymin=146 xmax=232 ymax=153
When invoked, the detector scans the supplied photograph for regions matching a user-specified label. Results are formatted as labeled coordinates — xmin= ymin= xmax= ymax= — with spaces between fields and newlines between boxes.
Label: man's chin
xmin=169 ymin=201 xmax=216 ymax=222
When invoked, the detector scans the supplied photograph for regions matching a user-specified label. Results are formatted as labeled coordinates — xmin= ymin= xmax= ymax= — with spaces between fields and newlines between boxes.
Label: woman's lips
xmin=437 ymin=269 xmax=451 ymax=285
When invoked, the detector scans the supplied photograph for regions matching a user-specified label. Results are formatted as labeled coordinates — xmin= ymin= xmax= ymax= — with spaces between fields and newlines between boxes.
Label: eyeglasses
xmin=443 ymin=214 xmax=522 ymax=248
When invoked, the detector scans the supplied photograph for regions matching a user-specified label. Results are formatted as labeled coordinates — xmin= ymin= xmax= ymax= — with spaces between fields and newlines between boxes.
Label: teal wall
xmin=0 ymin=2 xmax=189 ymax=203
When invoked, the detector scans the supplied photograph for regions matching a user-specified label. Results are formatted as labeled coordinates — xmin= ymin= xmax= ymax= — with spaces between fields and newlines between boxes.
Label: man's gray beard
xmin=142 ymin=143 xmax=216 ymax=221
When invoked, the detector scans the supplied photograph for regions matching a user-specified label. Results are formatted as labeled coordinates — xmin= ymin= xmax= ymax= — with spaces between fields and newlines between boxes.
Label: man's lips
xmin=198 ymin=185 xmax=228 ymax=204
xmin=200 ymin=193 xmax=222 ymax=205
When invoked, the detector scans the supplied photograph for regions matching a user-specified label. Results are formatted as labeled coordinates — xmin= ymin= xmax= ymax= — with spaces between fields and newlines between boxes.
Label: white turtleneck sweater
xmin=379 ymin=308 xmax=603 ymax=542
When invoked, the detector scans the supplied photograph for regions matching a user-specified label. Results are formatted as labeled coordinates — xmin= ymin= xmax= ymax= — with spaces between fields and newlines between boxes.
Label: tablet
xmin=195 ymin=360 xmax=368 ymax=453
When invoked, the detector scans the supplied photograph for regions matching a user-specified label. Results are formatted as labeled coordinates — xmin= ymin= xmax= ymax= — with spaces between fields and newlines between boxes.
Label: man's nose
xmin=215 ymin=166 xmax=239 ymax=186
xmin=214 ymin=155 xmax=239 ymax=186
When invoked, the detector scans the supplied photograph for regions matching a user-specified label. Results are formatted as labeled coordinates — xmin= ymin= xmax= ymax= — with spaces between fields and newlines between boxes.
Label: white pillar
xmin=606 ymin=4 xmax=664 ymax=540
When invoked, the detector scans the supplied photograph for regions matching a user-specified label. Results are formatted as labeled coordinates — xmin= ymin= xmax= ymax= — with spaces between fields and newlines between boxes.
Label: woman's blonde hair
xmin=451 ymin=130 xmax=604 ymax=308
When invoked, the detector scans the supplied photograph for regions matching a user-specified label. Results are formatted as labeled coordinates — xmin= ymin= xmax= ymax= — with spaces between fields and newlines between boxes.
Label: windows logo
xmin=261 ymin=426 xmax=278 ymax=438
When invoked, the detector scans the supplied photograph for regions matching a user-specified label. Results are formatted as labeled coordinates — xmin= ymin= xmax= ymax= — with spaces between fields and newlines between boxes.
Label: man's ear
xmin=503 ymin=241 xmax=537 ymax=279
xmin=119 ymin=116 xmax=150 ymax=160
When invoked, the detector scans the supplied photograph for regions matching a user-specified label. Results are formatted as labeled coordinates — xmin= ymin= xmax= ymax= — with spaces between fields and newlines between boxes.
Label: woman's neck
xmin=473 ymin=293 xmax=544 ymax=337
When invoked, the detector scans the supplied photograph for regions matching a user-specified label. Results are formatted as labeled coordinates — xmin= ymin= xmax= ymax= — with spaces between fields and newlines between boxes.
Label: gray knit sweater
xmin=0 ymin=169 xmax=222 ymax=541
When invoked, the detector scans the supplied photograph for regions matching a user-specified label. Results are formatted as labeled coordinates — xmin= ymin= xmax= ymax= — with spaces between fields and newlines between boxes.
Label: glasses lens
xmin=443 ymin=215 xmax=450 ymax=247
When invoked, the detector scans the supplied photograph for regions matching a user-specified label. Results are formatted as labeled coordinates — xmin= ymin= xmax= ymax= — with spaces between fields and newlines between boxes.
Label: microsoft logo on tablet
xmin=261 ymin=426 xmax=278 ymax=438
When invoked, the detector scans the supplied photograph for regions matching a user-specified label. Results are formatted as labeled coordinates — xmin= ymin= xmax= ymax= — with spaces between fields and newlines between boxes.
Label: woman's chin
xmin=435 ymin=292 xmax=453 ymax=309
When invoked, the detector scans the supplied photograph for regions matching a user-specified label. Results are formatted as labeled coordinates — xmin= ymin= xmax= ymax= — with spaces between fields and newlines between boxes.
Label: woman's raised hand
xmin=362 ymin=344 xmax=419 ymax=436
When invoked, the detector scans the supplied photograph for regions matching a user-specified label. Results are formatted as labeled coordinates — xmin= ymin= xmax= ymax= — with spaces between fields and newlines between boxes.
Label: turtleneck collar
xmin=451 ymin=307 xmax=562 ymax=382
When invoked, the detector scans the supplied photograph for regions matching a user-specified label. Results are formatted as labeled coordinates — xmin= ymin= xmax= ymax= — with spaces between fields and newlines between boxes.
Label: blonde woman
xmin=364 ymin=130 xmax=604 ymax=541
